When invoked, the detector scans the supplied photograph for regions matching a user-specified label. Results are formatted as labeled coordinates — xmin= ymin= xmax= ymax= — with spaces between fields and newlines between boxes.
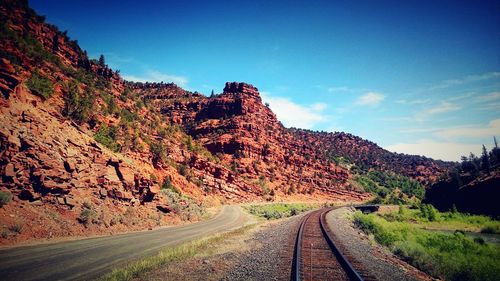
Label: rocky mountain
xmin=138 ymin=80 xmax=453 ymax=191
xmin=0 ymin=0 xmax=452 ymax=244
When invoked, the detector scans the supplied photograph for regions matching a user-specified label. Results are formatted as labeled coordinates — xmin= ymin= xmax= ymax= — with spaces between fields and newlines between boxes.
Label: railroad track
xmin=291 ymin=208 xmax=368 ymax=281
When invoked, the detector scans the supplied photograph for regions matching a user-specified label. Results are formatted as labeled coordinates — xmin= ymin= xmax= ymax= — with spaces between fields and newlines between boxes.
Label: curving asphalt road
xmin=0 ymin=205 xmax=247 ymax=281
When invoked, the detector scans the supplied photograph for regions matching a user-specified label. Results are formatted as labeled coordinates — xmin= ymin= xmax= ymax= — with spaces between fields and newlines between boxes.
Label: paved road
xmin=0 ymin=205 xmax=247 ymax=281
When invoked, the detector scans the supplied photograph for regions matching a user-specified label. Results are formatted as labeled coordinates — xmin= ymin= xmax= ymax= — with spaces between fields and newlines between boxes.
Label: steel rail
xmin=291 ymin=211 xmax=312 ymax=281
xmin=319 ymin=209 xmax=364 ymax=281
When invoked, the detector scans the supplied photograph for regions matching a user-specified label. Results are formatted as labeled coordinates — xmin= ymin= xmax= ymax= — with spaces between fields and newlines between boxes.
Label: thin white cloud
xmin=399 ymin=127 xmax=440 ymax=134
xmin=396 ymin=99 xmax=430 ymax=105
xmin=356 ymin=92 xmax=385 ymax=107
xmin=327 ymin=86 xmax=370 ymax=93
xmin=122 ymin=70 xmax=188 ymax=87
xmin=477 ymin=102 xmax=500 ymax=111
xmin=261 ymin=92 xmax=327 ymax=129
xmin=385 ymin=139 xmax=492 ymax=162
xmin=428 ymin=72 xmax=500 ymax=91
xmin=414 ymin=101 xmax=461 ymax=122
xmin=426 ymin=101 xmax=461 ymax=115
xmin=477 ymin=91 xmax=500 ymax=102
xmin=435 ymin=119 xmax=500 ymax=139
xmin=446 ymin=92 xmax=474 ymax=101
xmin=328 ymin=86 xmax=350 ymax=93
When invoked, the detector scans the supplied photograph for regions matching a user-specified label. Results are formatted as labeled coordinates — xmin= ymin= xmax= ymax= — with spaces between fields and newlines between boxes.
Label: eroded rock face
xmin=137 ymin=82 xmax=371 ymax=201
xmin=137 ymin=80 xmax=452 ymax=202
xmin=0 ymin=96 xmax=160 ymax=204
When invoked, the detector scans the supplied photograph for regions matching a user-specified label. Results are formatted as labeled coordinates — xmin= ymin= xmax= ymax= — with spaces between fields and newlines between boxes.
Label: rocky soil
xmin=326 ymin=207 xmax=432 ymax=281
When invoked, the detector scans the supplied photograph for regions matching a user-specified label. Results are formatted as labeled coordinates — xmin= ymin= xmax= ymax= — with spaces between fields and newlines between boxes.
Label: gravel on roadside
xmin=325 ymin=207 xmax=433 ymax=281
xmin=137 ymin=214 xmax=302 ymax=281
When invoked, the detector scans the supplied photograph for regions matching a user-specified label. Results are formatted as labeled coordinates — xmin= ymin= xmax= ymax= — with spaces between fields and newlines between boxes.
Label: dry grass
xmin=99 ymin=224 xmax=257 ymax=281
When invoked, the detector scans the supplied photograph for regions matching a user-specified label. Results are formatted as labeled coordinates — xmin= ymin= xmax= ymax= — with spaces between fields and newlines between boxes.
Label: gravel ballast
xmin=325 ymin=207 xmax=432 ymax=281
xmin=221 ymin=215 xmax=300 ymax=281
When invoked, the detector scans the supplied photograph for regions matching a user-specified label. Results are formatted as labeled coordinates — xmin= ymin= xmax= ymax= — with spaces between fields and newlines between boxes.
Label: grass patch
xmin=244 ymin=203 xmax=316 ymax=220
xmin=353 ymin=211 xmax=500 ymax=281
xmin=100 ymin=224 xmax=256 ymax=281
xmin=381 ymin=205 xmax=500 ymax=234
xmin=0 ymin=191 xmax=12 ymax=207
xmin=8 ymin=223 xmax=23 ymax=234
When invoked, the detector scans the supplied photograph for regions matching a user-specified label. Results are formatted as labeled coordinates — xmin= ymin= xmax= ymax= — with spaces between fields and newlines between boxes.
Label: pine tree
xmin=481 ymin=144 xmax=490 ymax=175
xmin=52 ymin=34 xmax=59 ymax=53
xmin=492 ymin=136 xmax=500 ymax=165
xmin=98 ymin=54 xmax=105 ymax=67
xmin=468 ymin=152 xmax=479 ymax=177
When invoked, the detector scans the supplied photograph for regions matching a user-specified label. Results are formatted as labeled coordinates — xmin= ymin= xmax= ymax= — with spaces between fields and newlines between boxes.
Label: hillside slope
xmin=0 ymin=1 xmax=451 ymax=244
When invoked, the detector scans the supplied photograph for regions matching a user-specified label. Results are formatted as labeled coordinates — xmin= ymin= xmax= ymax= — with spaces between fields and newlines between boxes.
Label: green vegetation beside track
xmin=244 ymin=203 xmax=317 ymax=220
xmin=353 ymin=205 xmax=500 ymax=281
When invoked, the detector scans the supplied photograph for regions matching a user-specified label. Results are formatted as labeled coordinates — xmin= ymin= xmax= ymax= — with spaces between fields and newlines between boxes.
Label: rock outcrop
xmin=138 ymin=80 xmax=451 ymax=202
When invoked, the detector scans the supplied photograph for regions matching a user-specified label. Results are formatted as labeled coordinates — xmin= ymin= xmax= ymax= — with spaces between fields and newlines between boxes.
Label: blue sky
xmin=31 ymin=0 xmax=499 ymax=161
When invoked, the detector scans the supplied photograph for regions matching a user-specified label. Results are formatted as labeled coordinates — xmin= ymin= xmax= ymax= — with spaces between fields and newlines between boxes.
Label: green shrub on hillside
xmin=101 ymin=91 xmax=118 ymax=115
xmin=257 ymin=175 xmax=270 ymax=195
xmin=0 ymin=191 xmax=12 ymax=207
xmin=177 ymin=164 xmax=188 ymax=176
xmin=79 ymin=201 xmax=97 ymax=226
xmin=62 ymin=80 xmax=96 ymax=123
xmin=182 ymin=135 xmax=217 ymax=161
xmin=150 ymin=141 xmax=166 ymax=165
xmin=26 ymin=70 xmax=54 ymax=99
xmin=355 ymin=170 xmax=425 ymax=204
xmin=120 ymin=108 xmax=137 ymax=123
xmin=160 ymin=189 xmax=205 ymax=221
xmin=161 ymin=178 xmax=181 ymax=194
xmin=8 ymin=223 xmax=23 ymax=234
xmin=120 ymin=88 xmax=132 ymax=102
xmin=135 ymin=99 xmax=145 ymax=109
xmin=94 ymin=123 xmax=121 ymax=152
